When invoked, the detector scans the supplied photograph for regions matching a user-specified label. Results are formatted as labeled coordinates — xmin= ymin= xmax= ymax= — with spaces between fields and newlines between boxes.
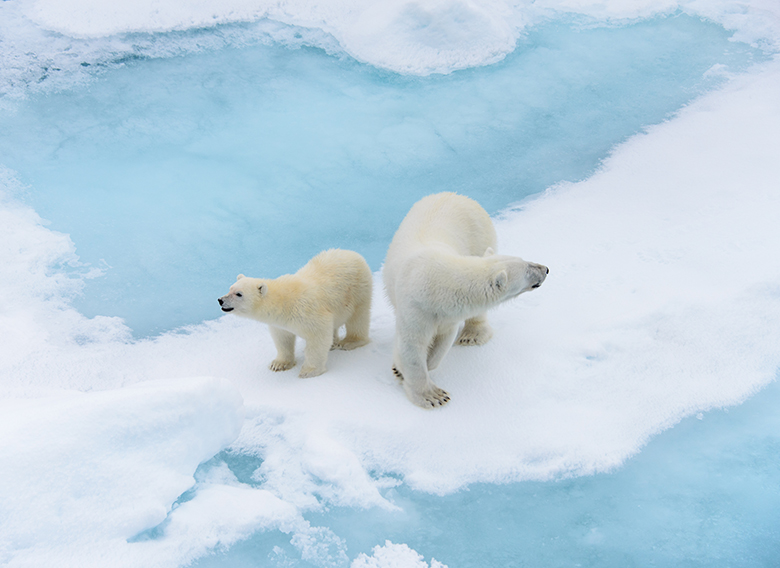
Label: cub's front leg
xmin=268 ymin=326 xmax=296 ymax=372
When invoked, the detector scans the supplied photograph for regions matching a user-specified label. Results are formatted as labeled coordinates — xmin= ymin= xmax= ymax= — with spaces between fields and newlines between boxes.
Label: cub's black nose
xmin=546 ymin=267 xmax=550 ymax=274
xmin=218 ymin=298 xmax=224 ymax=305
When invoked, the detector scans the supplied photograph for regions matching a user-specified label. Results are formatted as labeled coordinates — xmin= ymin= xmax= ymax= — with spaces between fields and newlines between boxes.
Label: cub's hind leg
xmin=334 ymin=297 xmax=371 ymax=351
xmin=299 ymin=324 xmax=333 ymax=378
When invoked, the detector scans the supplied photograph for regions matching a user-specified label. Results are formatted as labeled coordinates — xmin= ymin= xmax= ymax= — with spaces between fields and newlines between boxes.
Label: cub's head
xmin=484 ymin=248 xmax=548 ymax=301
xmin=217 ymin=274 xmax=269 ymax=317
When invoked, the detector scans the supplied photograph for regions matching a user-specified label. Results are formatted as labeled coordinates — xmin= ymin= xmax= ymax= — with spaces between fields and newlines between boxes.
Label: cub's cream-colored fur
xmin=383 ymin=192 xmax=548 ymax=408
xmin=219 ymin=249 xmax=372 ymax=378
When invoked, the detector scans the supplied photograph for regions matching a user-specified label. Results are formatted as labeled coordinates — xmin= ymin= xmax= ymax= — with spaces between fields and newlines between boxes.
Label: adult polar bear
xmin=384 ymin=193 xmax=548 ymax=408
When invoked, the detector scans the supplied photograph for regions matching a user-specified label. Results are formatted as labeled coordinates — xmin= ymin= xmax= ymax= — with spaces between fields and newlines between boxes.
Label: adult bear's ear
xmin=236 ymin=274 xmax=245 ymax=280
xmin=483 ymin=247 xmax=495 ymax=257
xmin=493 ymin=270 xmax=507 ymax=290
xmin=258 ymin=283 xmax=266 ymax=296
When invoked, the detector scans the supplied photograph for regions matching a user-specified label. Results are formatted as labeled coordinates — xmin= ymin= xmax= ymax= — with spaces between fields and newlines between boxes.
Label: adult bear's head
xmin=484 ymin=248 xmax=548 ymax=301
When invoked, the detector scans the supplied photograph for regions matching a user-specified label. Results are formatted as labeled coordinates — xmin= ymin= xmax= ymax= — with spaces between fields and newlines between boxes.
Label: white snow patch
xmin=0 ymin=0 xmax=777 ymax=87
xmin=352 ymin=540 xmax=447 ymax=568
xmin=0 ymin=377 xmax=245 ymax=566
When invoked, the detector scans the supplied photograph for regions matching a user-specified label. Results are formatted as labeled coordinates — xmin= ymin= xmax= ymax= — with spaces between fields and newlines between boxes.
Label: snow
xmin=351 ymin=541 xmax=447 ymax=568
xmin=0 ymin=377 xmax=245 ymax=566
xmin=1 ymin=0 xmax=778 ymax=91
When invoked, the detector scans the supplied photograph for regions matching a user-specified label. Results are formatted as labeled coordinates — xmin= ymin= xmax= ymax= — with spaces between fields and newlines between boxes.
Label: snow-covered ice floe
xmin=1 ymin=0 xmax=779 ymax=566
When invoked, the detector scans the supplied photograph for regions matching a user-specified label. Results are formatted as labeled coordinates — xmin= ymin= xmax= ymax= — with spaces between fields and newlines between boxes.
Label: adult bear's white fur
xmin=218 ymin=249 xmax=372 ymax=378
xmin=383 ymin=192 xmax=548 ymax=408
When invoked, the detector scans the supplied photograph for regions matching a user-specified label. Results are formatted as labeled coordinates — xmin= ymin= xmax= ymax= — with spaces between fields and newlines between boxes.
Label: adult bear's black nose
xmin=546 ymin=267 xmax=549 ymax=274
xmin=218 ymin=297 xmax=224 ymax=306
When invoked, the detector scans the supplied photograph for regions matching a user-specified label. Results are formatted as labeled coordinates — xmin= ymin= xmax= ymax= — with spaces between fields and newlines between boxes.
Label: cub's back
xmin=298 ymin=249 xmax=372 ymax=308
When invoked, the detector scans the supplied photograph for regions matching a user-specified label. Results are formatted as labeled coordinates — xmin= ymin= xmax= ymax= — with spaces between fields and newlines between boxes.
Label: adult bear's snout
xmin=529 ymin=263 xmax=548 ymax=289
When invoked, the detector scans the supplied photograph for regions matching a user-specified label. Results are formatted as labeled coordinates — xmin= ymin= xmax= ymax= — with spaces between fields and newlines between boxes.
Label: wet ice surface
xmin=195 ymin=378 xmax=780 ymax=567
xmin=0 ymin=16 xmax=757 ymax=336
xmin=2 ymin=0 xmax=780 ymax=567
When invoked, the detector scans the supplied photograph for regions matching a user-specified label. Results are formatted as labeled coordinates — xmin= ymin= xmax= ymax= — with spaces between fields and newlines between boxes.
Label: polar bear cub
xmin=218 ymin=249 xmax=372 ymax=378
xmin=383 ymin=192 xmax=548 ymax=408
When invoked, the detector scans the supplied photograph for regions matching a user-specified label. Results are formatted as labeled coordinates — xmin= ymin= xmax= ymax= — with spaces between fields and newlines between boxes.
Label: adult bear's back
xmin=383 ymin=192 xmax=498 ymax=306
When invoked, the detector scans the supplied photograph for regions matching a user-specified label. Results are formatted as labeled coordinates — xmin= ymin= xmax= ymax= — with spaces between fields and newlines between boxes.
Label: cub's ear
xmin=258 ymin=283 xmax=267 ymax=296
xmin=236 ymin=274 xmax=245 ymax=281
xmin=494 ymin=270 xmax=507 ymax=290
xmin=483 ymin=247 xmax=495 ymax=257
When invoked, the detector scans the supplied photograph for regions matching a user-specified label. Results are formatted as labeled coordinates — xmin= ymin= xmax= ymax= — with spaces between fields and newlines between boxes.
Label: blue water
xmin=0 ymin=15 xmax=760 ymax=336
xmin=193 ymin=376 xmax=780 ymax=568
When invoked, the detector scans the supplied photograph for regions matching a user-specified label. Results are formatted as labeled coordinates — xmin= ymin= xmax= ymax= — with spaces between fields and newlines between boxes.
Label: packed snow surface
xmin=1 ymin=0 xmax=778 ymax=97
xmin=10 ymin=0 xmax=780 ymax=76
xmin=1 ymin=0 xmax=780 ymax=566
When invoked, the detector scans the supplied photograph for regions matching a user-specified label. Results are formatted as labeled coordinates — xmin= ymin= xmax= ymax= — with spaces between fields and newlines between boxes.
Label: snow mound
xmin=352 ymin=541 xmax=447 ymax=568
xmin=0 ymin=377 xmax=244 ymax=566
xmin=0 ymin=0 xmax=776 ymax=90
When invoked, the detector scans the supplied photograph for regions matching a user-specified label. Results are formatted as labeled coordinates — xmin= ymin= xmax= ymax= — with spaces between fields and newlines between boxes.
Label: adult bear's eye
xmin=236 ymin=292 xmax=243 ymax=297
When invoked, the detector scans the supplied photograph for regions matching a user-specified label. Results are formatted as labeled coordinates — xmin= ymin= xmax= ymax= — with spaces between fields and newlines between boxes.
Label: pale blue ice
xmin=1 ymin=9 xmax=778 ymax=568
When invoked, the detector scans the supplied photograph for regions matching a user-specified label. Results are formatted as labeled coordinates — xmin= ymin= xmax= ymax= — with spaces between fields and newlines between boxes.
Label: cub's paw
xmin=392 ymin=365 xmax=403 ymax=381
xmin=269 ymin=359 xmax=296 ymax=372
xmin=299 ymin=365 xmax=327 ymax=379
xmin=456 ymin=325 xmax=493 ymax=346
xmin=332 ymin=338 xmax=370 ymax=351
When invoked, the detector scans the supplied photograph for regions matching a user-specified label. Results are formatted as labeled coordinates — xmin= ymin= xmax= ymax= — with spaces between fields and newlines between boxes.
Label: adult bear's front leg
xmin=456 ymin=313 xmax=493 ymax=345
xmin=394 ymin=324 xmax=450 ymax=408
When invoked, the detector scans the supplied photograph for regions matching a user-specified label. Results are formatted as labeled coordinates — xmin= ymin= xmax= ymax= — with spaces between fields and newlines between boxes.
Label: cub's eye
xmin=236 ymin=292 xmax=243 ymax=297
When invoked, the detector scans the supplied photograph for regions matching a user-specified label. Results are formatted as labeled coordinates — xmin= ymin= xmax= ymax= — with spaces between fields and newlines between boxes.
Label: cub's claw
xmin=333 ymin=338 xmax=370 ymax=351
xmin=269 ymin=359 xmax=295 ymax=372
